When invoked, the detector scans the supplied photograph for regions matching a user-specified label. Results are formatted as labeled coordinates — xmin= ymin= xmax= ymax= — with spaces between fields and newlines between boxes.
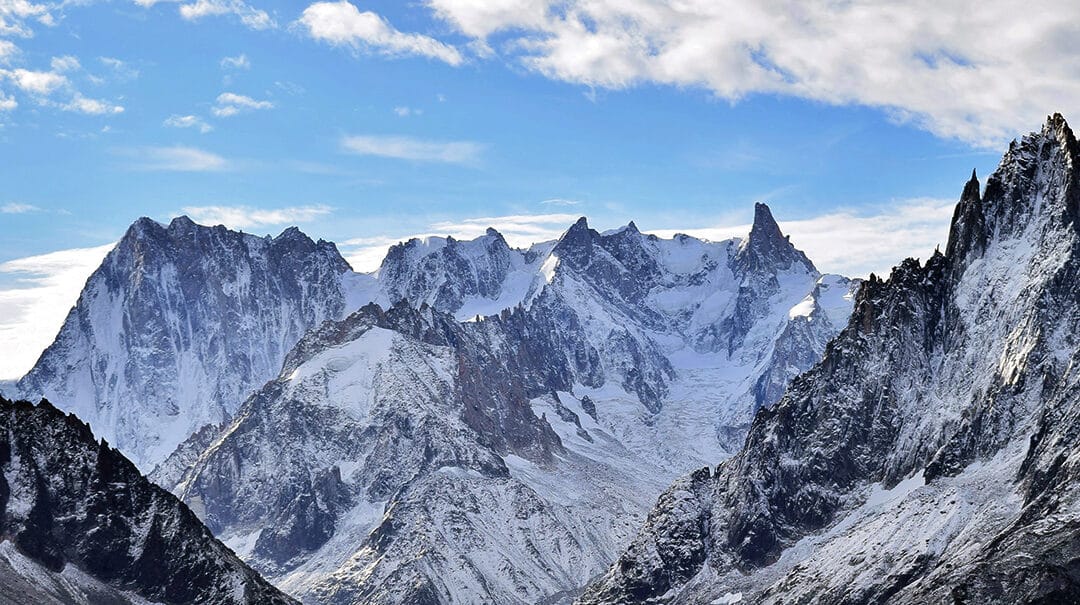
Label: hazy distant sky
xmin=1 ymin=0 xmax=1078 ymax=378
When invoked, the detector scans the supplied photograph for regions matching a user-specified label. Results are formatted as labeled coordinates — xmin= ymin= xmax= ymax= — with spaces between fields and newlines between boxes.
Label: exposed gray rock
xmin=580 ymin=114 xmax=1080 ymax=605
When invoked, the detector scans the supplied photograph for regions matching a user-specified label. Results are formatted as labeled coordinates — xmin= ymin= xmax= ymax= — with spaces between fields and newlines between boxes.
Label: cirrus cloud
xmin=164 ymin=113 xmax=213 ymax=133
xmin=123 ymin=145 xmax=229 ymax=171
xmin=212 ymin=91 xmax=273 ymax=117
xmin=341 ymin=134 xmax=483 ymax=164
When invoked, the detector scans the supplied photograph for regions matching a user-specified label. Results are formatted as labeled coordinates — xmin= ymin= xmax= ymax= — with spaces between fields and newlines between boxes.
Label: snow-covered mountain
xmin=580 ymin=115 xmax=1080 ymax=604
xmin=156 ymin=206 xmax=856 ymax=603
xmin=0 ymin=395 xmax=295 ymax=605
xmin=16 ymin=217 xmax=357 ymax=469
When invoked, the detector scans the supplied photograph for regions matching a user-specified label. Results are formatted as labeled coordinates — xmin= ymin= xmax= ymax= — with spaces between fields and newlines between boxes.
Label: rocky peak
xmin=733 ymin=202 xmax=816 ymax=276
xmin=16 ymin=216 xmax=353 ymax=469
xmin=553 ymin=216 xmax=599 ymax=260
xmin=167 ymin=214 xmax=197 ymax=233
xmin=986 ymin=115 xmax=1079 ymax=233
xmin=274 ymin=225 xmax=310 ymax=242
xmin=945 ymin=169 xmax=986 ymax=275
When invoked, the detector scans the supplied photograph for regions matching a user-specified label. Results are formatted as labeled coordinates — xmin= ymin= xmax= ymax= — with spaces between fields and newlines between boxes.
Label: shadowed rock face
xmin=16 ymin=217 xmax=353 ymax=470
xmin=581 ymin=115 xmax=1080 ymax=604
xmin=0 ymin=396 xmax=295 ymax=605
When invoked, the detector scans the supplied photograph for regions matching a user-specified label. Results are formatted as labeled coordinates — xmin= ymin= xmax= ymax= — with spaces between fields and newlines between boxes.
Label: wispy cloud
xmin=99 ymin=56 xmax=139 ymax=80
xmin=0 ymin=58 xmax=126 ymax=115
xmin=540 ymin=198 xmax=580 ymax=207
xmin=179 ymin=0 xmax=275 ymax=30
xmin=62 ymin=94 xmax=124 ymax=115
xmin=163 ymin=113 xmax=213 ymax=133
xmin=298 ymin=1 xmax=463 ymax=66
xmin=393 ymin=106 xmax=421 ymax=117
xmin=164 ymin=114 xmax=213 ymax=133
xmin=0 ymin=0 xmax=54 ymax=38
xmin=179 ymin=204 xmax=333 ymax=229
xmin=0 ymin=39 xmax=17 ymax=63
xmin=0 ymin=243 xmax=115 ymax=380
xmin=1 ymin=202 xmax=41 ymax=214
xmin=341 ymin=134 xmax=483 ymax=164
xmin=49 ymin=55 xmax=79 ymax=72
xmin=212 ymin=91 xmax=273 ymax=117
xmin=220 ymin=53 xmax=250 ymax=69
xmin=124 ymin=145 xmax=229 ymax=171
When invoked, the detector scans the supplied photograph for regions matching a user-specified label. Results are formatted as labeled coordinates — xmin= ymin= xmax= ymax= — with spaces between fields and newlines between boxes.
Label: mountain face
xmin=0 ymin=396 xmax=295 ymax=605
xmin=16 ymin=217 xmax=356 ymax=469
xmin=580 ymin=115 xmax=1080 ymax=604
xmin=155 ymin=209 xmax=856 ymax=604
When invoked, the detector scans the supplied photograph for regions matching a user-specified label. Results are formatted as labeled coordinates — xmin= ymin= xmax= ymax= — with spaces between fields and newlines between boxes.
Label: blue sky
xmin=1 ymin=0 xmax=1077 ymax=378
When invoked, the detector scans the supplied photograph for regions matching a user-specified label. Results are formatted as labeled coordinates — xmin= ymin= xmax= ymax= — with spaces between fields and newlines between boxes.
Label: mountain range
xmin=4 ymin=114 xmax=1079 ymax=603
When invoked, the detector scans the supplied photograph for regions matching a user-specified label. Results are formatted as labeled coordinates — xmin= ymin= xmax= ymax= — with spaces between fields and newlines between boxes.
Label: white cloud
xmin=99 ymin=56 xmax=139 ymax=80
xmin=393 ymin=106 xmax=422 ymax=117
xmin=126 ymin=145 xmax=229 ymax=171
xmin=540 ymin=198 xmax=580 ymax=206
xmin=220 ymin=53 xmax=250 ymax=69
xmin=1 ymin=202 xmax=40 ymax=213
xmin=49 ymin=55 xmax=79 ymax=72
xmin=2 ymin=67 xmax=66 ymax=94
xmin=299 ymin=1 xmax=463 ymax=66
xmin=341 ymin=134 xmax=483 ymax=164
xmin=164 ymin=113 xmax=212 ymax=133
xmin=0 ymin=243 xmax=115 ymax=380
xmin=179 ymin=0 xmax=275 ymax=29
xmin=422 ymin=0 xmax=1080 ymax=147
xmin=0 ymin=39 xmax=18 ymax=63
xmin=62 ymin=94 xmax=124 ymax=115
xmin=179 ymin=204 xmax=333 ymax=229
xmin=212 ymin=91 xmax=273 ymax=117
xmin=0 ymin=64 xmax=125 ymax=115
xmin=0 ymin=0 xmax=54 ymax=37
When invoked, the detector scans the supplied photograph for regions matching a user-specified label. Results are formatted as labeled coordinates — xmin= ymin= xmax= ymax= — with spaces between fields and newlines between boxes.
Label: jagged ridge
xmin=581 ymin=114 xmax=1080 ymax=604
